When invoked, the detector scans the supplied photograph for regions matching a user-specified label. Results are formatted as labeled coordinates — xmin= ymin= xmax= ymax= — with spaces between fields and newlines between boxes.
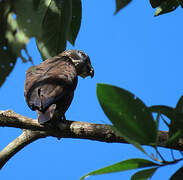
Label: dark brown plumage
xmin=24 ymin=50 xmax=94 ymax=124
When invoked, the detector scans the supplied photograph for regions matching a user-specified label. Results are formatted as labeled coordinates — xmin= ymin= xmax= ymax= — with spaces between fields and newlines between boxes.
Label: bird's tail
xmin=36 ymin=104 xmax=56 ymax=124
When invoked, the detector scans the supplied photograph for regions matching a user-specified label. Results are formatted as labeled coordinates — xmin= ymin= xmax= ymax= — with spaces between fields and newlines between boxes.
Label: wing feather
xmin=24 ymin=56 xmax=77 ymax=113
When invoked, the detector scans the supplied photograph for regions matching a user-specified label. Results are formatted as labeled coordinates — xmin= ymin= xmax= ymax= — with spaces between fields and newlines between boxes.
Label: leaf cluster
xmin=0 ymin=0 xmax=81 ymax=87
xmin=81 ymin=84 xmax=183 ymax=180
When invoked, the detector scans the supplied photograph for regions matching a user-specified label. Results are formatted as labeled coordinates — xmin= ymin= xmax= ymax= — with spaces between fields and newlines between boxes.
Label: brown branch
xmin=0 ymin=110 xmax=183 ymax=170
xmin=0 ymin=130 xmax=48 ymax=169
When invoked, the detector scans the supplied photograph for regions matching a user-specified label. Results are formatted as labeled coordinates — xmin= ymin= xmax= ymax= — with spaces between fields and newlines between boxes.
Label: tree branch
xmin=0 ymin=110 xmax=183 ymax=170
xmin=0 ymin=130 xmax=48 ymax=169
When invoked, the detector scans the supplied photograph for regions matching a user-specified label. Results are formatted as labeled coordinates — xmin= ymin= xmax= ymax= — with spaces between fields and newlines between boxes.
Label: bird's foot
xmin=57 ymin=115 xmax=67 ymax=130
xmin=51 ymin=115 xmax=67 ymax=140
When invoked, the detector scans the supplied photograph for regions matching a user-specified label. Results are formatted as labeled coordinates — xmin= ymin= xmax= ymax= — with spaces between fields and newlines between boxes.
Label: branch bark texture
xmin=0 ymin=110 xmax=182 ymax=170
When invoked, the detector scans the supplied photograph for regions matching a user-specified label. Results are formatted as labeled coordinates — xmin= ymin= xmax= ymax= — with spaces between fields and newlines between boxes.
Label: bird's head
xmin=60 ymin=50 xmax=94 ymax=78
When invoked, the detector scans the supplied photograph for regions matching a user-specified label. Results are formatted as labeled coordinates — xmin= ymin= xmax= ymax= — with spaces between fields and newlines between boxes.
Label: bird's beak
xmin=89 ymin=67 xmax=94 ymax=78
xmin=79 ymin=63 xmax=94 ymax=78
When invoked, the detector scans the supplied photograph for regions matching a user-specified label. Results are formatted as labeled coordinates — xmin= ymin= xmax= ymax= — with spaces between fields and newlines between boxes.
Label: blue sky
xmin=1 ymin=0 xmax=183 ymax=179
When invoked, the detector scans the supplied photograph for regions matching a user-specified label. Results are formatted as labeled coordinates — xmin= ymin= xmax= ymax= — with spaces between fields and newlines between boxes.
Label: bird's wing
xmin=24 ymin=56 xmax=61 ymax=95
xmin=24 ymin=57 xmax=77 ymax=112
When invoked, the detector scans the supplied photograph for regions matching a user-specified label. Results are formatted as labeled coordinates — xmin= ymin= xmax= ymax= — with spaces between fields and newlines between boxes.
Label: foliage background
xmin=0 ymin=0 xmax=183 ymax=179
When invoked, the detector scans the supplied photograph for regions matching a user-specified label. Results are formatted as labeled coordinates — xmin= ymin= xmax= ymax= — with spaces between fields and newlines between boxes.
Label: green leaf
xmin=154 ymin=113 xmax=161 ymax=146
xmin=114 ymin=0 xmax=132 ymax=14
xmin=33 ymin=0 xmax=42 ymax=9
xmin=154 ymin=0 xmax=179 ymax=16
xmin=80 ymin=158 xmax=159 ymax=180
xmin=149 ymin=105 xmax=183 ymax=142
xmin=169 ymin=118 xmax=183 ymax=143
xmin=6 ymin=13 xmax=30 ymax=58
xmin=67 ymin=0 xmax=81 ymax=45
xmin=36 ymin=0 xmax=72 ymax=59
xmin=97 ymin=84 xmax=157 ymax=145
xmin=149 ymin=105 xmax=183 ymax=144
xmin=168 ymin=96 xmax=183 ymax=142
xmin=167 ymin=130 xmax=182 ymax=144
xmin=14 ymin=0 xmax=42 ymax=38
xmin=155 ymin=113 xmax=160 ymax=130
xmin=15 ymin=0 xmax=73 ymax=59
xmin=0 ymin=1 xmax=30 ymax=87
xmin=0 ymin=51 xmax=16 ymax=87
xmin=149 ymin=105 xmax=176 ymax=120
xmin=170 ymin=166 xmax=183 ymax=180
xmin=175 ymin=96 xmax=183 ymax=113
xmin=150 ymin=0 xmax=164 ymax=8
xmin=0 ymin=2 xmax=16 ymax=87
xmin=131 ymin=167 xmax=158 ymax=180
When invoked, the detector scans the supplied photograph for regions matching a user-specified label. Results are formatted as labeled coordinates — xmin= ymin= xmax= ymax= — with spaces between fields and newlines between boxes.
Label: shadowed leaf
xmin=97 ymin=84 xmax=157 ymax=146
xmin=149 ymin=105 xmax=183 ymax=143
xmin=131 ymin=167 xmax=158 ymax=180
xmin=14 ymin=0 xmax=42 ymax=38
xmin=170 ymin=166 xmax=183 ymax=180
xmin=67 ymin=0 xmax=81 ymax=45
xmin=149 ymin=105 xmax=176 ymax=120
xmin=154 ymin=0 xmax=179 ymax=16
xmin=175 ymin=96 xmax=183 ymax=113
xmin=15 ymin=0 xmax=80 ymax=60
xmin=0 ymin=51 xmax=16 ymax=87
xmin=114 ymin=0 xmax=132 ymax=14
xmin=0 ymin=1 xmax=30 ymax=87
xmin=150 ymin=0 xmax=164 ymax=8
xmin=36 ymin=0 xmax=72 ymax=59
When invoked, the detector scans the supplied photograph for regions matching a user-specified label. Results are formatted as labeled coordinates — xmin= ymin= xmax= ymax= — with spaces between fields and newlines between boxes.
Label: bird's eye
xmin=79 ymin=51 xmax=86 ymax=57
